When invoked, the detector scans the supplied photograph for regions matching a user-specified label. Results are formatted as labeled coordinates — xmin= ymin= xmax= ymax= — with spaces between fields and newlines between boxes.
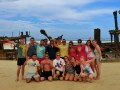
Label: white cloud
xmin=0 ymin=20 xmax=38 ymax=30
xmin=0 ymin=0 xmax=18 ymax=2
xmin=0 ymin=0 xmax=119 ymax=40
xmin=0 ymin=0 xmax=116 ymax=21
xmin=0 ymin=19 xmax=94 ymax=39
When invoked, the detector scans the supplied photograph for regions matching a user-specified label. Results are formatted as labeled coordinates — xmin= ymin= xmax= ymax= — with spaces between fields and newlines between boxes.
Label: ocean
xmin=26 ymin=40 xmax=111 ymax=45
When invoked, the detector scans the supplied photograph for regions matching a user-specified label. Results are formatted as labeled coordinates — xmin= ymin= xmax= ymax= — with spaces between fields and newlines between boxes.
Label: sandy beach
xmin=0 ymin=60 xmax=120 ymax=90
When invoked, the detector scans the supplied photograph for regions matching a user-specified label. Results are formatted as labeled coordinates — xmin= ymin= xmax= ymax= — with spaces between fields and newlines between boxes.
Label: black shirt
xmin=73 ymin=65 xmax=81 ymax=74
xmin=45 ymin=45 xmax=59 ymax=60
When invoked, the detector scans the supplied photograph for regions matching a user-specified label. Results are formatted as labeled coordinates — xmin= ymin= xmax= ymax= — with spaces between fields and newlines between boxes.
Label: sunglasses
xmin=64 ymin=57 xmax=68 ymax=59
xmin=45 ymin=56 xmax=49 ymax=57
xmin=56 ymin=55 xmax=60 ymax=56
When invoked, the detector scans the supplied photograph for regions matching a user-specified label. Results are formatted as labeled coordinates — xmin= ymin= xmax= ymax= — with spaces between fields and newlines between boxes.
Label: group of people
xmin=6 ymin=36 xmax=102 ymax=83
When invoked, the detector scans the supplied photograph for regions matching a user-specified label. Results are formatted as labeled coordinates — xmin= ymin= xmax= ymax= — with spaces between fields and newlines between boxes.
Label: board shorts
xmin=26 ymin=73 xmax=40 ymax=79
xmin=17 ymin=58 xmax=26 ymax=66
xmin=37 ymin=58 xmax=43 ymax=63
xmin=40 ymin=71 xmax=52 ymax=79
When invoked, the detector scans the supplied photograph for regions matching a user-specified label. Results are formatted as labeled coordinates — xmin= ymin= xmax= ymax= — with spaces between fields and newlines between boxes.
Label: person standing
xmin=58 ymin=39 xmax=68 ymax=59
xmin=92 ymin=40 xmax=102 ymax=80
xmin=85 ymin=40 xmax=95 ymax=72
xmin=26 ymin=37 xmax=36 ymax=60
xmin=36 ymin=39 xmax=45 ymax=63
xmin=75 ymin=39 xmax=87 ymax=61
xmin=8 ymin=38 xmax=26 ymax=81
xmin=57 ymin=37 xmax=62 ymax=46
xmin=44 ymin=38 xmax=48 ymax=47
xmin=68 ymin=41 xmax=77 ymax=60
xmin=45 ymin=39 xmax=59 ymax=60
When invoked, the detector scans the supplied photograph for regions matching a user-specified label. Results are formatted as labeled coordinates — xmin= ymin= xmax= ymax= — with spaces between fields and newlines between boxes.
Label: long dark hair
xmin=86 ymin=40 xmax=95 ymax=51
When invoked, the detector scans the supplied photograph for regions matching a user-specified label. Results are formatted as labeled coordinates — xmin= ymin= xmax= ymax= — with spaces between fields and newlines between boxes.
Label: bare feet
xmin=95 ymin=77 xmax=100 ymax=80
xmin=79 ymin=78 xmax=83 ymax=82
xmin=22 ymin=77 xmax=25 ymax=80
xmin=83 ymin=78 xmax=88 ymax=82
xmin=93 ymin=77 xmax=96 ymax=80
xmin=88 ymin=79 xmax=93 ymax=83
xmin=16 ymin=78 xmax=19 ymax=81
xmin=95 ymin=76 xmax=100 ymax=80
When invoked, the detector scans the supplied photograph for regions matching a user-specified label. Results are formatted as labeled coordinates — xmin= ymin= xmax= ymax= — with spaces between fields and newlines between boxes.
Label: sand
xmin=0 ymin=60 xmax=120 ymax=90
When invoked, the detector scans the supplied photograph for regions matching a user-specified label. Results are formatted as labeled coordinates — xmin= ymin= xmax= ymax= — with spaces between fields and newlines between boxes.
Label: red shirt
xmin=69 ymin=46 xmax=77 ymax=60
xmin=75 ymin=44 xmax=87 ymax=60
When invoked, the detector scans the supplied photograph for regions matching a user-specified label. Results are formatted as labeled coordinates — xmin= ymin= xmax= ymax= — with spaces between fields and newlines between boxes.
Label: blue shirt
xmin=27 ymin=44 xmax=36 ymax=57
xmin=36 ymin=44 xmax=45 ymax=58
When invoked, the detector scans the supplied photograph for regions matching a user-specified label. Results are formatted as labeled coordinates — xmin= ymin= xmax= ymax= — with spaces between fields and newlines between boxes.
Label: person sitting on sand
xmin=64 ymin=56 xmax=75 ymax=81
xmin=80 ymin=56 xmax=95 ymax=83
xmin=24 ymin=54 xmax=40 ymax=83
xmin=40 ymin=53 xmax=53 ymax=81
xmin=53 ymin=52 xmax=65 ymax=80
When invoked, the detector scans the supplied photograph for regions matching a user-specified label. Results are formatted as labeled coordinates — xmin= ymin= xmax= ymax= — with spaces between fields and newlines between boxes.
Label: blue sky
xmin=0 ymin=0 xmax=120 ymax=40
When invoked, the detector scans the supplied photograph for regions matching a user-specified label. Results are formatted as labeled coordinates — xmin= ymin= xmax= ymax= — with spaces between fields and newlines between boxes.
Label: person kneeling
xmin=53 ymin=52 xmax=65 ymax=80
xmin=71 ymin=56 xmax=81 ymax=81
xmin=40 ymin=53 xmax=53 ymax=81
xmin=25 ymin=54 xmax=40 ymax=83
xmin=80 ymin=56 xmax=94 ymax=83
xmin=64 ymin=56 xmax=74 ymax=81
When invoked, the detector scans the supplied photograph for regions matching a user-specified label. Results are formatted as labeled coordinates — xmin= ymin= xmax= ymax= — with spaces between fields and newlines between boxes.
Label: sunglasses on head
xmin=69 ymin=43 xmax=73 ymax=45
xmin=62 ymin=41 xmax=66 ymax=42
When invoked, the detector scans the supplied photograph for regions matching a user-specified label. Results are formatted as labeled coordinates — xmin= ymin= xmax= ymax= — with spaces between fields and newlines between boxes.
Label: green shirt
xmin=16 ymin=43 xmax=26 ymax=58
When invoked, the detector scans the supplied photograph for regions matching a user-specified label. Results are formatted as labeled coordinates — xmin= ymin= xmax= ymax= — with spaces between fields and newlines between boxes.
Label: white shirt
xmin=27 ymin=59 xmax=40 ymax=73
xmin=53 ymin=58 xmax=65 ymax=71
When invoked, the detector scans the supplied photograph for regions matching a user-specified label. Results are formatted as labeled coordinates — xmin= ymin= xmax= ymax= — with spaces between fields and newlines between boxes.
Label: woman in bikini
xmin=85 ymin=40 xmax=95 ymax=72
xmin=92 ymin=40 xmax=102 ymax=80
